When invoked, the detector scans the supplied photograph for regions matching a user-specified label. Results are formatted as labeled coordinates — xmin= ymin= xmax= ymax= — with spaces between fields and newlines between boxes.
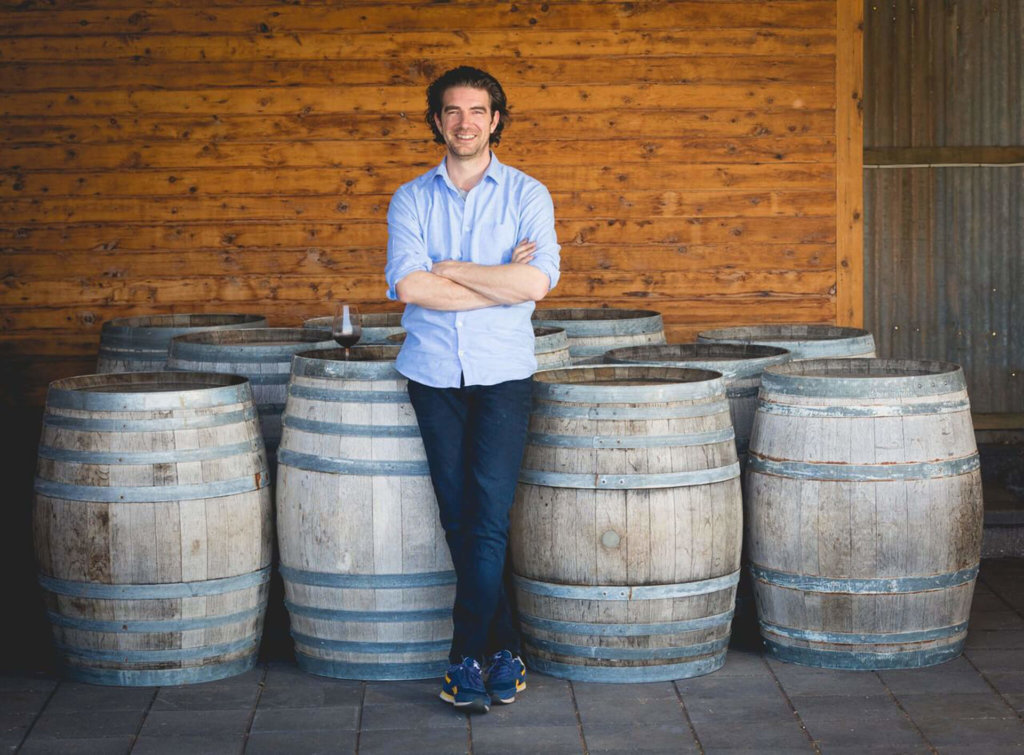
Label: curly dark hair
xmin=425 ymin=66 xmax=509 ymax=147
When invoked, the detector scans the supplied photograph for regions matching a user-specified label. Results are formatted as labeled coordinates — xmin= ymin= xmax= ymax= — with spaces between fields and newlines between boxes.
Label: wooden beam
xmin=973 ymin=414 xmax=1024 ymax=432
xmin=835 ymin=0 xmax=864 ymax=327
xmin=865 ymin=147 xmax=1024 ymax=166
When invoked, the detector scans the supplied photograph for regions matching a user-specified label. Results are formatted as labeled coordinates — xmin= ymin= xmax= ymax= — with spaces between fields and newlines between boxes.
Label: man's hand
xmin=510 ymin=239 xmax=537 ymax=264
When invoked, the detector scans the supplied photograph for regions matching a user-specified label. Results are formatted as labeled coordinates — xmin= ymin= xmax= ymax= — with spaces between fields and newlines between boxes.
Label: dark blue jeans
xmin=407 ymin=376 xmax=533 ymax=665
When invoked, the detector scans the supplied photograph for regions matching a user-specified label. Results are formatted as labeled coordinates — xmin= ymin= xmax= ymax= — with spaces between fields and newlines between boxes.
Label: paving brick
xmin=138 ymin=708 xmax=251 ymax=738
xmin=674 ymin=673 xmax=782 ymax=699
xmin=878 ymin=663 xmax=994 ymax=696
xmin=151 ymin=671 xmax=263 ymax=711
xmin=0 ymin=712 xmax=33 ymax=753
xmin=132 ymin=734 xmax=245 ymax=755
xmin=575 ymin=690 xmax=686 ymax=728
xmin=359 ymin=701 xmax=468 ymax=731
xmin=802 ymin=715 xmax=927 ymax=749
xmin=788 ymin=693 xmax=905 ymax=722
xmin=244 ymin=730 xmax=359 ymax=754
xmin=251 ymin=705 xmax=359 ymax=732
xmin=28 ymin=709 xmax=145 ymax=739
xmin=362 ymin=679 xmax=437 ymax=705
xmin=984 ymin=672 xmax=1024 ymax=695
xmin=571 ymin=681 xmax=677 ymax=702
xmin=965 ymin=629 xmax=1024 ymax=649
xmin=685 ymin=693 xmax=794 ymax=723
xmin=358 ymin=727 xmax=469 ymax=754
xmin=689 ymin=716 xmax=813 ymax=750
xmin=0 ymin=675 xmax=58 ymax=694
xmin=912 ymin=715 xmax=1024 ymax=747
xmin=969 ymin=610 xmax=1024 ymax=631
xmin=583 ymin=723 xmax=699 ymax=753
xmin=257 ymin=669 xmax=363 ymax=709
xmin=711 ymin=649 xmax=773 ymax=677
xmin=765 ymin=662 xmax=888 ymax=697
xmin=699 ymin=749 xmax=813 ymax=755
xmin=470 ymin=724 xmax=583 ymax=754
xmin=897 ymin=693 xmax=1018 ymax=721
xmin=0 ymin=689 xmax=52 ymax=715
xmin=18 ymin=737 xmax=135 ymax=754
xmin=963 ymin=648 xmax=1024 ymax=672
xmin=45 ymin=684 xmax=155 ymax=713
xmin=469 ymin=685 xmax=575 ymax=727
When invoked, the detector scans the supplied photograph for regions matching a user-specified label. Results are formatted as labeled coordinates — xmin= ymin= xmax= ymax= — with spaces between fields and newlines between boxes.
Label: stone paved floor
xmin=3 ymin=559 xmax=1023 ymax=754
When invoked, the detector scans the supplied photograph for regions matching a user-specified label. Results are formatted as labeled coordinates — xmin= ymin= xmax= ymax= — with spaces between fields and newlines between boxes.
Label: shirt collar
xmin=433 ymin=151 xmax=505 ymax=192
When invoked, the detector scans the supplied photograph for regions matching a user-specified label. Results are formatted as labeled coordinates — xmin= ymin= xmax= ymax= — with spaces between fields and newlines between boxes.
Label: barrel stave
xmin=747 ymin=359 xmax=983 ymax=669
xmin=277 ymin=349 xmax=453 ymax=680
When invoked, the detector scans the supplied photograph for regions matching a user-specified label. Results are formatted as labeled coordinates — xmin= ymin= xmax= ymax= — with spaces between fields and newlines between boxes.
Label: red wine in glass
xmin=332 ymin=303 xmax=361 ymax=358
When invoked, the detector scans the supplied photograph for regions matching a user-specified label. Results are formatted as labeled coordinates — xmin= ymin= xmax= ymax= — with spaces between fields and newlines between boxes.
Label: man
xmin=384 ymin=66 xmax=560 ymax=714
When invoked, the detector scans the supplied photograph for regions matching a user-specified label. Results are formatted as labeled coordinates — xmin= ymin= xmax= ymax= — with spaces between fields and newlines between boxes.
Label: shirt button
xmin=458 ymin=350 xmax=464 ymax=357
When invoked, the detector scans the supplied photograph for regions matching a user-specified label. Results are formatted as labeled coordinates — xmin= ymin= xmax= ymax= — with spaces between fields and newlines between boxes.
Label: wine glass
xmin=332 ymin=303 xmax=361 ymax=360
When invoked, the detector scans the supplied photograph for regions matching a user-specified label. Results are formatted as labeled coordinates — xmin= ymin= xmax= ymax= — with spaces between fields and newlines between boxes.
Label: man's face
xmin=434 ymin=86 xmax=499 ymax=161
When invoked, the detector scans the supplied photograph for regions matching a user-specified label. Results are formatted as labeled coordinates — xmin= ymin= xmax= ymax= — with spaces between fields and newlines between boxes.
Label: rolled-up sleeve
xmin=518 ymin=183 xmax=561 ymax=292
xmin=385 ymin=187 xmax=432 ymax=301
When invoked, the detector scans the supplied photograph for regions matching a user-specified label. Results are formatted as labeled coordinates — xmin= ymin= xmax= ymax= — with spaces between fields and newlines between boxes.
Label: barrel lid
xmin=291 ymin=346 xmax=402 ymax=380
xmin=697 ymin=324 xmax=875 ymax=360
xmin=604 ymin=342 xmax=791 ymax=379
xmin=761 ymin=358 xmax=968 ymax=399
xmin=533 ymin=308 xmax=664 ymax=336
xmin=303 ymin=312 xmax=404 ymax=329
xmin=169 ymin=328 xmax=336 ymax=362
xmin=46 ymin=371 xmax=253 ymax=411
xmin=533 ymin=364 xmax=727 ymax=403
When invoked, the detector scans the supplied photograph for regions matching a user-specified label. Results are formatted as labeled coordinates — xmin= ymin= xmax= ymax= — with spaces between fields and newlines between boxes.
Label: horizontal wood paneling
xmin=1 ymin=0 xmax=858 ymax=413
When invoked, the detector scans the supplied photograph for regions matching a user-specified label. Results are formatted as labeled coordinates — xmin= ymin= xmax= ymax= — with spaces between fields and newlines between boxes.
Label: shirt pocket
xmin=482 ymin=219 xmax=518 ymax=263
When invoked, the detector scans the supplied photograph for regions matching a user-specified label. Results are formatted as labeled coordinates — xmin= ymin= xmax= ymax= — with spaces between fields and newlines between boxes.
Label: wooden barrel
xmin=276 ymin=346 xmax=454 ymax=680
xmin=166 ymin=328 xmax=335 ymax=467
xmin=97 ymin=314 xmax=267 ymax=373
xmin=511 ymin=365 xmax=742 ymax=682
xmin=303 ymin=312 xmax=404 ymax=344
xmin=603 ymin=343 xmax=791 ymax=463
xmin=697 ymin=324 xmax=876 ymax=360
xmin=533 ymin=326 xmax=573 ymax=369
xmin=32 ymin=371 xmax=273 ymax=686
xmin=532 ymin=308 xmax=666 ymax=364
xmin=746 ymin=359 xmax=984 ymax=669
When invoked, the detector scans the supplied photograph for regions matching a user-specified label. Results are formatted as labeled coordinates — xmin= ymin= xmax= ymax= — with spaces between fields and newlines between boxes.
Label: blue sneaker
xmin=440 ymin=657 xmax=490 ymax=713
xmin=484 ymin=650 xmax=527 ymax=704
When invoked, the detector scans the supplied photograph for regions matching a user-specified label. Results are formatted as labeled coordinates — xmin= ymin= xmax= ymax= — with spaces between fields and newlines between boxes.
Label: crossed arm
xmin=394 ymin=241 xmax=551 ymax=311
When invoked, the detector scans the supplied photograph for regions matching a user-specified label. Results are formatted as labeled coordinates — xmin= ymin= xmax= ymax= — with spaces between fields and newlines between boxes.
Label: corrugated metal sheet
xmin=865 ymin=0 xmax=1023 ymax=147
xmin=864 ymin=167 xmax=1022 ymax=413
xmin=864 ymin=1 xmax=1023 ymax=414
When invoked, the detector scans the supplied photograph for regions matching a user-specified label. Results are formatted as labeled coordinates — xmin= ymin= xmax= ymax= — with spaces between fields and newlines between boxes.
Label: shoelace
xmin=487 ymin=654 xmax=515 ymax=683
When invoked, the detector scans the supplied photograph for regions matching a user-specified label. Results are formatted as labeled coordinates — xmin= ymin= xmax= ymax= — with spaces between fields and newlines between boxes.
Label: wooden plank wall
xmin=1 ymin=0 xmax=861 ymax=410
xmin=863 ymin=0 xmax=1023 ymax=416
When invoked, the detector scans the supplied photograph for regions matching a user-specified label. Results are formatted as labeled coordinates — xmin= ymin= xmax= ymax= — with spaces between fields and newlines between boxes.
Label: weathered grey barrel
xmin=32 ymin=372 xmax=273 ymax=685
xmin=603 ymin=343 xmax=791 ymax=462
xmin=697 ymin=324 xmax=876 ymax=360
xmin=511 ymin=365 xmax=742 ymax=682
xmin=746 ymin=359 xmax=983 ymax=669
xmin=166 ymin=328 xmax=335 ymax=467
xmin=303 ymin=312 xmax=404 ymax=345
xmin=276 ymin=346 xmax=453 ymax=680
xmin=97 ymin=314 xmax=267 ymax=373
xmin=387 ymin=327 xmax=572 ymax=370
xmin=532 ymin=308 xmax=666 ymax=364
xmin=533 ymin=326 xmax=572 ymax=369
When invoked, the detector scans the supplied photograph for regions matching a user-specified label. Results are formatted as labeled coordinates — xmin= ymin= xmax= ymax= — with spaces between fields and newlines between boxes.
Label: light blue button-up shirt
xmin=385 ymin=153 xmax=561 ymax=388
